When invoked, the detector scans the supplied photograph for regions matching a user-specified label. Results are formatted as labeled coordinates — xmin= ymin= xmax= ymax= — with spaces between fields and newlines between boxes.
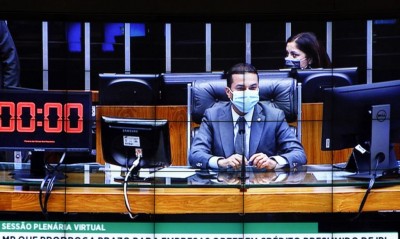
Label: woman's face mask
xmin=284 ymin=57 xmax=309 ymax=69
xmin=284 ymin=57 xmax=301 ymax=69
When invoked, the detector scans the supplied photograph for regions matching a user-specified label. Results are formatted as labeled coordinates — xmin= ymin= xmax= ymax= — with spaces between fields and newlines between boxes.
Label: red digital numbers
xmin=0 ymin=102 xmax=15 ymax=132
xmin=0 ymin=101 xmax=84 ymax=133
xmin=16 ymin=102 xmax=35 ymax=132
xmin=44 ymin=102 xmax=63 ymax=133
xmin=64 ymin=103 xmax=83 ymax=133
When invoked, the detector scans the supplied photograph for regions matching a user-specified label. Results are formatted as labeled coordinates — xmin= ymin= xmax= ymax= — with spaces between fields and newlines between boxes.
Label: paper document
xmin=312 ymin=171 xmax=355 ymax=181
xmin=139 ymin=167 xmax=197 ymax=179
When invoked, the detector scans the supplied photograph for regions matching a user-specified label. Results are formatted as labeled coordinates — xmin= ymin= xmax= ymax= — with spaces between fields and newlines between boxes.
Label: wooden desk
xmin=2 ymin=184 xmax=400 ymax=214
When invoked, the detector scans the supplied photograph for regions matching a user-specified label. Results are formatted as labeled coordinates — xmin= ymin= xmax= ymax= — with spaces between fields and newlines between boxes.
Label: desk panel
xmin=1 ymin=163 xmax=400 ymax=214
xmin=2 ymin=185 xmax=400 ymax=214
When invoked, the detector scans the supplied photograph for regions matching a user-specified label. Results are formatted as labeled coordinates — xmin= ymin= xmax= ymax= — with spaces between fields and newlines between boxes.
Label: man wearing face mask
xmin=189 ymin=63 xmax=306 ymax=170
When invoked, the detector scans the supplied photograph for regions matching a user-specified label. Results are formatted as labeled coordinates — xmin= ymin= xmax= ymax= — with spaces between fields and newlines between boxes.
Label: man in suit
xmin=0 ymin=20 xmax=20 ymax=88
xmin=189 ymin=63 xmax=306 ymax=170
xmin=0 ymin=20 xmax=20 ymax=162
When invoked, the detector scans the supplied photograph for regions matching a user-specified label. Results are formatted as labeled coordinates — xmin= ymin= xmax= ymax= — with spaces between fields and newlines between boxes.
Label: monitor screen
xmin=294 ymin=67 xmax=358 ymax=103
xmin=101 ymin=116 xmax=171 ymax=179
xmin=258 ymin=69 xmax=292 ymax=80
xmin=321 ymin=80 xmax=400 ymax=177
xmin=161 ymin=72 xmax=224 ymax=105
xmin=98 ymin=73 xmax=160 ymax=105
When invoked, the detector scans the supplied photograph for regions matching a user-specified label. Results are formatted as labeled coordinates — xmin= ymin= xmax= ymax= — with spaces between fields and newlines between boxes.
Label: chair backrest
xmin=190 ymin=77 xmax=299 ymax=124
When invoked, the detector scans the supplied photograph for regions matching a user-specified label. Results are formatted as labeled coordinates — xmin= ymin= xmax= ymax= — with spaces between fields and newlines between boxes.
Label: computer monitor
xmin=0 ymin=89 xmax=93 ymax=180
xmin=161 ymin=72 xmax=224 ymax=105
xmin=321 ymin=80 xmax=400 ymax=178
xmin=258 ymin=69 xmax=292 ymax=79
xmin=294 ymin=67 xmax=358 ymax=103
xmin=98 ymin=73 xmax=160 ymax=105
xmin=101 ymin=116 xmax=171 ymax=181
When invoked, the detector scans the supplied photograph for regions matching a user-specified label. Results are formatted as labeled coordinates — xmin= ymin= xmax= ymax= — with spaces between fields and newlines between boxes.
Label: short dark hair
xmin=287 ymin=32 xmax=332 ymax=68
xmin=225 ymin=63 xmax=259 ymax=88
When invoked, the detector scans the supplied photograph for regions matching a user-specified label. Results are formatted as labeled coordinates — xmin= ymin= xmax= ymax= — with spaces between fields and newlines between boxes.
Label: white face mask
xmin=230 ymin=89 xmax=259 ymax=113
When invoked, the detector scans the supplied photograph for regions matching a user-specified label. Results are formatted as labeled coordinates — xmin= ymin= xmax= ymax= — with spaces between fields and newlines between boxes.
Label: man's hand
xmin=217 ymin=154 xmax=248 ymax=169
xmin=249 ymin=153 xmax=277 ymax=170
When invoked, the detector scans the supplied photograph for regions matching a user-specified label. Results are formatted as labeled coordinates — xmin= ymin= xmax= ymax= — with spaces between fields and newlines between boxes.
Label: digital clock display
xmin=0 ymin=90 xmax=92 ymax=152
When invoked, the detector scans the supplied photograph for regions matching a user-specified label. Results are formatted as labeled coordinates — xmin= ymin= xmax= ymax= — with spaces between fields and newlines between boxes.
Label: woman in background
xmin=285 ymin=32 xmax=331 ymax=69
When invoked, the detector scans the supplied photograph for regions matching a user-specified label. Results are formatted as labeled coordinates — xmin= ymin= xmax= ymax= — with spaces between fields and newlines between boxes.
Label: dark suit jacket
xmin=0 ymin=21 xmax=20 ymax=88
xmin=189 ymin=102 xmax=307 ymax=169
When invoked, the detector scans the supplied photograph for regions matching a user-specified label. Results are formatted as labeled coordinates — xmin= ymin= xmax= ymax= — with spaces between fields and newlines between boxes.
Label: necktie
xmin=234 ymin=116 xmax=246 ymax=156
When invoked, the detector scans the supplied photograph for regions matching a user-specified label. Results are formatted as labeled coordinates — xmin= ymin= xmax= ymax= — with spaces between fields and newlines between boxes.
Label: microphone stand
xmin=236 ymin=116 xmax=248 ymax=191
xmin=239 ymin=155 xmax=248 ymax=192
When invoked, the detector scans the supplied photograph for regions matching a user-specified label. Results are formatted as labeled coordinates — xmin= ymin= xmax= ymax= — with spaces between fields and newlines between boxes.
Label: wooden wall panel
xmin=301 ymin=103 xmax=352 ymax=164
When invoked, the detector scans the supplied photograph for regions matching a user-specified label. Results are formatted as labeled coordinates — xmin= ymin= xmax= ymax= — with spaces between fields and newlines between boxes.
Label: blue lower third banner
xmin=0 ymin=221 xmax=397 ymax=239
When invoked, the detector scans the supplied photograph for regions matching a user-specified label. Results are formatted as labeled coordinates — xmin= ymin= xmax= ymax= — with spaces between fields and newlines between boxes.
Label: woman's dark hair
xmin=225 ymin=63 xmax=259 ymax=88
xmin=287 ymin=32 xmax=332 ymax=68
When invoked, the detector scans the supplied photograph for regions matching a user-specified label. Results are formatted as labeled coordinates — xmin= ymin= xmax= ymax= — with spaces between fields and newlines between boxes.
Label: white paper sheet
xmin=139 ymin=167 xmax=197 ymax=179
